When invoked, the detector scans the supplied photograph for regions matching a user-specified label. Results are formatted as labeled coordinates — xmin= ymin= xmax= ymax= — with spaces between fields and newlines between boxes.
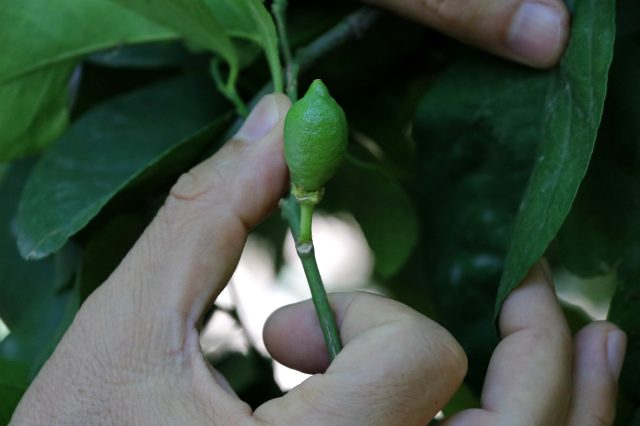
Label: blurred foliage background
xmin=0 ymin=0 xmax=639 ymax=424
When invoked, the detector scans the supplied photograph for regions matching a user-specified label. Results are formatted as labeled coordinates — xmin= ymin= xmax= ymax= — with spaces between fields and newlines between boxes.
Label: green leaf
xmin=0 ymin=0 xmax=176 ymax=161
xmin=602 ymin=39 xmax=640 ymax=409
xmin=88 ymin=41 xmax=191 ymax=69
xmin=0 ymin=358 xmax=30 ymax=424
xmin=608 ymin=244 xmax=640 ymax=402
xmin=16 ymin=74 xmax=230 ymax=260
xmin=555 ymin=36 xmax=640 ymax=276
xmin=325 ymin=160 xmax=419 ymax=279
xmin=106 ymin=0 xmax=239 ymax=77
xmin=0 ymin=161 xmax=75 ymax=364
xmin=0 ymin=164 xmax=8 ymax=183
xmin=342 ymin=74 xmax=429 ymax=178
xmin=0 ymin=62 xmax=76 ymax=161
xmin=495 ymin=0 xmax=616 ymax=317
xmin=410 ymin=9 xmax=613 ymax=384
xmin=206 ymin=0 xmax=283 ymax=92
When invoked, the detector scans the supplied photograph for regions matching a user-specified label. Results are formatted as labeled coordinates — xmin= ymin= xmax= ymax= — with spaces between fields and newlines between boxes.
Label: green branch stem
xmin=294 ymin=8 xmax=382 ymax=71
xmin=298 ymin=242 xmax=342 ymax=360
xmin=280 ymin=196 xmax=342 ymax=360
xmin=271 ymin=0 xmax=298 ymax=101
xmin=222 ymin=7 xmax=381 ymax=140
xmin=272 ymin=6 xmax=381 ymax=102
xmin=299 ymin=202 xmax=314 ymax=243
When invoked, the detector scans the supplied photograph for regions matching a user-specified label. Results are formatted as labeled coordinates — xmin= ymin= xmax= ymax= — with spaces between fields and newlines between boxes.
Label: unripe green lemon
xmin=284 ymin=79 xmax=348 ymax=192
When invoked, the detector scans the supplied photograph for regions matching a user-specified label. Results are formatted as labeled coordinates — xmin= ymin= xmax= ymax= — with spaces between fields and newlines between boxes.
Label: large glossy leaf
xmin=89 ymin=41 xmax=192 ymax=70
xmin=495 ymin=0 xmax=616 ymax=316
xmin=105 ymin=0 xmax=246 ymax=97
xmin=0 ymin=164 xmax=8 ymax=183
xmin=0 ymin=0 xmax=176 ymax=161
xmin=0 ymin=358 xmax=29 ymax=424
xmin=599 ymin=37 xmax=640 ymax=419
xmin=16 ymin=75 xmax=229 ymax=260
xmin=341 ymin=74 xmax=429 ymax=179
xmin=556 ymin=37 xmax=640 ymax=278
xmin=0 ymin=62 xmax=76 ymax=162
xmin=106 ymin=0 xmax=236 ymax=64
xmin=324 ymin=160 xmax=419 ymax=279
xmin=412 ymin=56 xmax=548 ymax=387
xmin=0 ymin=162 xmax=75 ymax=364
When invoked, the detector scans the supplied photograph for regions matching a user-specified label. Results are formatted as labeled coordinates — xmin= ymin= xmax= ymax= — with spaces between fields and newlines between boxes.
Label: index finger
xmin=447 ymin=260 xmax=573 ymax=425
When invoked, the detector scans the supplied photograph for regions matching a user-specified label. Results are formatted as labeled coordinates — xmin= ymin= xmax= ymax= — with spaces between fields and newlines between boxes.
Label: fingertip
xmin=263 ymin=299 xmax=332 ymax=374
xmin=499 ymin=260 xmax=567 ymax=338
xmin=574 ymin=321 xmax=627 ymax=382
xmin=234 ymin=93 xmax=291 ymax=144
xmin=507 ymin=0 xmax=570 ymax=68
xmin=567 ymin=321 xmax=624 ymax=425
xmin=606 ymin=328 xmax=627 ymax=381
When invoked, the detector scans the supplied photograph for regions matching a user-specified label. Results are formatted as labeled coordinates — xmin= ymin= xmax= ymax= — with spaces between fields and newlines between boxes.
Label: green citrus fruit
xmin=284 ymin=79 xmax=348 ymax=192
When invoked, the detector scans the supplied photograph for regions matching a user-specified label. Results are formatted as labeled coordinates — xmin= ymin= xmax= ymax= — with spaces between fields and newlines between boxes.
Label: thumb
xmin=257 ymin=292 xmax=467 ymax=426
xmin=364 ymin=0 xmax=570 ymax=68
xmin=97 ymin=93 xmax=291 ymax=331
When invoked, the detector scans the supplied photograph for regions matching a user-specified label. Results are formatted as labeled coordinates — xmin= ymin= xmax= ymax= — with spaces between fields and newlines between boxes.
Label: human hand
xmin=10 ymin=95 xmax=624 ymax=425
xmin=361 ymin=0 xmax=570 ymax=68
xmin=9 ymin=94 xmax=466 ymax=425
xmin=440 ymin=260 xmax=626 ymax=425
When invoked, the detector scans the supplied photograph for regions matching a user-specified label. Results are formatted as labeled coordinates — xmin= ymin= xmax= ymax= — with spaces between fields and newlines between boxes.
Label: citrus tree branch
xmin=271 ymin=0 xmax=298 ymax=101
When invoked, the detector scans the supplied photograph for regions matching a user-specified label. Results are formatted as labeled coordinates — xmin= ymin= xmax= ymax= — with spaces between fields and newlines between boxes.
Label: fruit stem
xmin=299 ymin=202 xmax=314 ymax=244
xmin=297 ymin=242 xmax=342 ymax=360
xmin=280 ymin=196 xmax=343 ymax=360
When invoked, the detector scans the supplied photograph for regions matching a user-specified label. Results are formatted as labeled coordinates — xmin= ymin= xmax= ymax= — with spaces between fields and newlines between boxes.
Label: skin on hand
xmin=11 ymin=94 xmax=625 ymax=426
xmin=10 ymin=94 xmax=466 ymax=425
xmin=361 ymin=0 xmax=571 ymax=68
xmin=441 ymin=261 xmax=626 ymax=426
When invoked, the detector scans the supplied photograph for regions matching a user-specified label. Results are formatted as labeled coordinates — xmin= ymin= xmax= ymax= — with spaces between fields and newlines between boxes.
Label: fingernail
xmin=509 ymin=2 xmax=566 ymax=66
xmin=606 ymin=329 xmax=627 ymax=381
xmin=235 ymin=95 xmax=280 ymax=143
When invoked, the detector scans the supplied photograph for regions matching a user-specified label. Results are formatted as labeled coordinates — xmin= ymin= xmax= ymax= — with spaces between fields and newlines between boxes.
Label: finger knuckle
xmin=169 ymin=166 xmax=225 ymax=204
xmin=417 ymin=0 xmax=462 ymax=24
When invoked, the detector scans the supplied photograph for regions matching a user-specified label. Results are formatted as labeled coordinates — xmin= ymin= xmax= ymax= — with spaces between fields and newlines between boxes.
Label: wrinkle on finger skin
xmin=258 ymin=292 xmax=467 ymax=426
